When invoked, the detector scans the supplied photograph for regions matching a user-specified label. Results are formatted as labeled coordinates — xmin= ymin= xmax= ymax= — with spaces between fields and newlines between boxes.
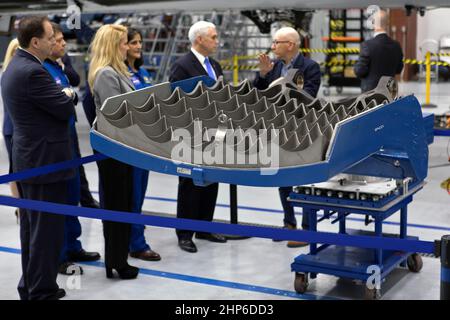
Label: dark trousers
xmin=3 ymin=134 xmax=12 ymax=161
xmin=59 ymin=124 xmax=83 ymax=263
xmin=176 ymin=177 xmax=218 ymax=241
xmin=279 ymin=187 xmax=309 ymax=229
xmin=18 ymin=181 xmax=67 ymax=300
xmin=79 ymin=164 xmax=96 ymax=206
xmin=129 ymin=167 xmax=150 ymax=253
xmin=97 ymin=157 xmax=133 ymax=269
xmin=72 ymin=127 xmax=96 ymax=207
xmin=63 ymin=216 xmax=82 ymax=255
xmin=60 ymin=176 xmax=82 ymax=263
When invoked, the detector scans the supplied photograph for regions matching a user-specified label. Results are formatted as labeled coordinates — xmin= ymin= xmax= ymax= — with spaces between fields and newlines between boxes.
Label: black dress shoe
xmin=195 ymin=232 xmax=227 ymax=243
xmin=178 ymin=239 xmax=197 ymax=253
xmin=67 ymin=249 xmax=101 ymax=262
xmin=55 ymin=288 xmax=66 ymax=300
xmin=59 ymin=262 xmax=83 ymax=275
xmin=106 ymin=264 xmax=139 ymax=280
xmin=15 ymin=209 xmax=20 ymax=225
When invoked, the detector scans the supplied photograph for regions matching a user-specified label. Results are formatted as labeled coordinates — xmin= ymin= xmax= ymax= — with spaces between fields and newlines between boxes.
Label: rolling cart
xmin=289 ymin=176 xmax=424 ymax=299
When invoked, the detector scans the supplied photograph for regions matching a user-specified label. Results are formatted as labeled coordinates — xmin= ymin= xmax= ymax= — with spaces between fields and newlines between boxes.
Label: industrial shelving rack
xmin=323 ymin=9 xmax=365 ymax=95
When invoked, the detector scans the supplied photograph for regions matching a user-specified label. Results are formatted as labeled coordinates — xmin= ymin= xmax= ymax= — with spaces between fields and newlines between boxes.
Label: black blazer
xmin=253 ymin=54 xmax=321 ymax=98
xmin=169 ymin=51 xmax=223 ymax=82
xmin=354 ymin=33 xmax=404 ymax=92
xmin=1 ymin=49 xmax=75 ymax=184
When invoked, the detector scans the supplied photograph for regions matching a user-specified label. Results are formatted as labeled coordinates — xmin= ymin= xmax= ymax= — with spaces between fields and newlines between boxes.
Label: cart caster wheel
xmin=323 ymin=88 xmax=330 ymax=96
xmin=336 ymin=87 xmax=343 ymax=94
xmin=294 ymin=273 xmax=309 ymax=294
xmin=407 ymin=253 xmax=423 ymax=273
xmin=364 ymin=287 xmax=381 ymax=300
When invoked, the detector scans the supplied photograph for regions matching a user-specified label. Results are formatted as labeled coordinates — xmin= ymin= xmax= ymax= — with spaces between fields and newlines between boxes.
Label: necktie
xmin=204 ymin=57 xmax=216 ymax=80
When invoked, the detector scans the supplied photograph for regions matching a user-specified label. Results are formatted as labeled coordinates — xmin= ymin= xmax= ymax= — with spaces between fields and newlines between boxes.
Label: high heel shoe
xmin=15 ymin=209 xmax=20 ymax=224
xmin=105 ymin=264 xmax=139 ymax=279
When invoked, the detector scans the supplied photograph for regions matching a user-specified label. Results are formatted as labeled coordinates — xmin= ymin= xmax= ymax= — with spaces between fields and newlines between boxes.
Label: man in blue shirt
xmin=43 ymin=23 xmax=100 ymax=274
xmin=254 ymin=27 xmax=321 ymax=247
xmin=254 ymin=27 xmax=321 ymax=97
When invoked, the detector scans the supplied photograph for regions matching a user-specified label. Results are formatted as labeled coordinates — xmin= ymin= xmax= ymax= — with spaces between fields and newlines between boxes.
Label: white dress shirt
xmin=191 ymin=48 xmax=217 ymax=80
xmin=373 ymin=31 xmax=387 ymax=38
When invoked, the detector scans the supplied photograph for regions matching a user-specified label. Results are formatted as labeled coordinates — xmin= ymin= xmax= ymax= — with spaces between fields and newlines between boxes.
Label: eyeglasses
xmin=272 ymin=40 xmax=291 ymax=45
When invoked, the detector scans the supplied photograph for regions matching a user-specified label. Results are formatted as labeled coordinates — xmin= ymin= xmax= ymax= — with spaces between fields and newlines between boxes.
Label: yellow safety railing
xmin=299 ymin=48 xmax=360 ymax=54
xmin=233 ymin=55 xmax=239 ymax=85
xmin=421 ymin=51 xmax=450 ymax=108
xmin=221 ymin=48 xmax=362 ymax=67
xmin=425 ymin=51 xmax=432 ymax=106
xmin=222 ymin=49 xmax=450 ymax=98
xmin=431 ymin=52 xmax=450 ymax=57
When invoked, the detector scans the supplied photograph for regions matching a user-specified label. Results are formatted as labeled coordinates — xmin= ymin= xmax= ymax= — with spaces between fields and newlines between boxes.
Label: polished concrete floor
xmin=0 ymin=81 xmax=449 ymax=300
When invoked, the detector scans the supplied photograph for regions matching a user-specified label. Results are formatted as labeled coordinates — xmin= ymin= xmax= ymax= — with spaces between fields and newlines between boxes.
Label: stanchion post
xmin=224 ymin=184 xmax=250 ymax=240
xmin=422 ymin=51 xmax=438 ymax=108
xmin=233 ymin=54 xmax=239 ymax=86
xmin=441 ymin=235 xmax=450 ymax=300
xmin=426 ymin=51 xmax=431 ymax=104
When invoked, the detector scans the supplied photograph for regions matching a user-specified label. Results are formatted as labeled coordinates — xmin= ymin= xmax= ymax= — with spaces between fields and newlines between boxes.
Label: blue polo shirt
xmin=43 ymin=59 xmax=75 ymax=127
xmin=128 ymin=66 xmax=152 ymax=90
xmin=43 ymin=59 xmax=71 ymax=88
xmin=43 ymin=59 xmax=80 ymax=210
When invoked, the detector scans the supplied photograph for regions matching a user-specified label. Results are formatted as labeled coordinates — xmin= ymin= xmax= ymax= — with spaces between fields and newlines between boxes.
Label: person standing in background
xmin=1 ymin=38 xmax=20 ymax=222
xmin=125 ymin=27 xmax=161 ymax=262
xmin=60 ymin=51 xmax=100 ymax=210
xmin=354 ymin=9 xmax=403 ymax=92
xmin=43 ymin=23 xmax=101 ymax=275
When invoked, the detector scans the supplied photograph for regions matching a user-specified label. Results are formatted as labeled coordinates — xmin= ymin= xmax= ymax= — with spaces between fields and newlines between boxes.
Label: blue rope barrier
xmin=0 ymin=153 xmax=108 ymax=184
xmin=0 ymin=195 xmax=436 ymax=254
xmin=0 ymin=154 xmax=439 ymax=256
